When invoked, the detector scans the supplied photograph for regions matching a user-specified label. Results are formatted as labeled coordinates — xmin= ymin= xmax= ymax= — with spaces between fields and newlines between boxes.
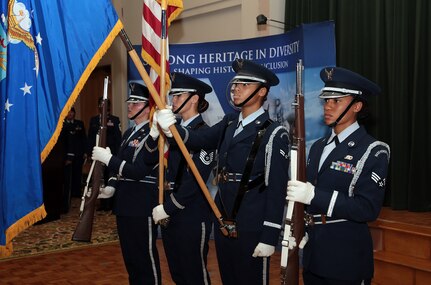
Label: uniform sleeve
xmin=312 ymin=142 xmax=390 ymax=222
xmin=142 ymin=136 xmax=159 ymax=165
xmin=171 ymin=115 xmax=231 ymax=151
xmin=260 ymin=126 xmax=290 ymax=245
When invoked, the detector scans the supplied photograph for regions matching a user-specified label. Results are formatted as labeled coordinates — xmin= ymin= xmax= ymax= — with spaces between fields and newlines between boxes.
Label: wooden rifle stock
xmin=281 ymin=60 xmax=306 ymax=284
xmin=72 ymin=77 xmax=109 ymax=242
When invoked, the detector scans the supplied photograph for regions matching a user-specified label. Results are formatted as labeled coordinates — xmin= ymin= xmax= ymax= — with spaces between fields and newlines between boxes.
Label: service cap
xmin=170 ymin=72 xmax=212 ymax=113
xmin=231 ymin=59 xmax=279 ymax=87
xmin=126 ymin=82 xmax=150 ymax=103
xmin=319 ymin=67 xmax=381 ymax=100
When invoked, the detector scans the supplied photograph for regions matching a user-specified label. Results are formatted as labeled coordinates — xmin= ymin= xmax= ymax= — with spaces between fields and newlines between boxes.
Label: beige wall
xmin=96 ymin=0 xmax=285 ymax=124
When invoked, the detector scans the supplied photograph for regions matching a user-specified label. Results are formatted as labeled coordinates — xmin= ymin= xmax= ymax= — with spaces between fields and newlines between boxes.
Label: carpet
xmin=2 ymin=197 xmax=118 ymax=259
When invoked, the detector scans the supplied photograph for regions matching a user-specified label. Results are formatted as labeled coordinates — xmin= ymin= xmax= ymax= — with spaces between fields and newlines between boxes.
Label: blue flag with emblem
xmin=0 ymin=0 xmax=123 ymax=256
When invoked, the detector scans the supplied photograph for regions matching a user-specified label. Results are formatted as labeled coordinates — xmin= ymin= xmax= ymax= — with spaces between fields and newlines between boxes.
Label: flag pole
xmin=157 ymin=0 xmax=168 ymax=225
xmin=119 ymin=29 xmax=228 ymax=236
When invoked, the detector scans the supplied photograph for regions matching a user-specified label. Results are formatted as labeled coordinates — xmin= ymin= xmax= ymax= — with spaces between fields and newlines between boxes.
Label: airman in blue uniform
xmin=62 ymin=107 xmax=87 ymax=209
xmin=156 ymin=59 xmax=290 ymax=285
xmin=287 ymin=67 xmax=390 ymax=285
xmin=92 ymin=83 xmax=161 ymax=285
xmin=145 ymin=72 xmax=215 ymax=285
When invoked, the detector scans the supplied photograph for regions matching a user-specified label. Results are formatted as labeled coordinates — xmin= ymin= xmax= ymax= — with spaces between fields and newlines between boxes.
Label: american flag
xmin=141 ymin=0 xmax=183 ymax=176
xmin=141 ymin=0 xmax=183 ymax=105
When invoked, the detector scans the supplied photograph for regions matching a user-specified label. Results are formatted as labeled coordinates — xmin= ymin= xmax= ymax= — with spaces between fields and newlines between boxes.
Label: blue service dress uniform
xmin=303 ymin=126 xmax=390 ymax=282
xmin=145 ymin=115 xmax=215 ymax=285
xmin=106 ymin=122 xmax=161 ymax=285
xmin=62 ymin=118 xmax=87 ymax=202
xmin=175 ymin=111 xmax=290 ymax=285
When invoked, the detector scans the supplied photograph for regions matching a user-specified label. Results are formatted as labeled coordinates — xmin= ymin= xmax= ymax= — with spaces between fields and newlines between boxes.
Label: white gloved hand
xmin=156 ymin=107 xmax=175 ymax=137
xmin=287 ymin=180 xmax=315 ymax=205
xmin=92 ymin=146 xmax=112 ymax=165
xmin=299 ymin=232 xmax=309 ymax=249
xmin=149 ymin=112 xmax=160 ymax=139
xmin=98 ymin=186 xmax=116 ymax=199
xmin=152 ymin=204 xmax=169 ymax=224
xmin=252 ymin=242 xmax=275 ymax=258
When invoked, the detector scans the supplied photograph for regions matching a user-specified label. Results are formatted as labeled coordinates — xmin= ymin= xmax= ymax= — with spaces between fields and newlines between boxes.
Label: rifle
xmin=72 ymin=76 xmax=109 ymax=242
xmin=280 ymin=60 xmax=306 ymax=284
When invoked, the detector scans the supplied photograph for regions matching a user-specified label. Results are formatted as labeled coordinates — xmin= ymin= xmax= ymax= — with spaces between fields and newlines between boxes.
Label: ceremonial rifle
xmin=280 ymin=60 xmax=306 ymax=284
xmin=72 ymin=77 xmax=109 ymax=242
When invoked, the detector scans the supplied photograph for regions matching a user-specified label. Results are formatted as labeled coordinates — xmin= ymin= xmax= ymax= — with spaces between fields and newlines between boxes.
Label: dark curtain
xmin=285 ymin=0 xmax=431 ymax=211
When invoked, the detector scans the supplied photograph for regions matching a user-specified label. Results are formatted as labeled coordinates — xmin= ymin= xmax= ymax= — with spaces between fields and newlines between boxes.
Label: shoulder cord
xmin=348 ymin=141 xmax=391 ymax=197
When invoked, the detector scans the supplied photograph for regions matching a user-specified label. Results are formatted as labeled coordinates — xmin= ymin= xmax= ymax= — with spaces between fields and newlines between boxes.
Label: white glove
xmin=252 ymin=242 xmax=275 ymax=258
xmin=149 ymin=112 xmax=160 ymax=139
xmin=287 ymin=180 xmax=315 ymax=205
xmin=98 ymin=186 xmax=116 ymax=199
xmin=92 ymin=146 xmax=112 ymax=165
xmin=155 ymin=107 xmax=175 ymax=137
xmin=299 ymin=232 xmax=309 ymax=249
xmin=152 ymin=204 xmax=169 ymax=224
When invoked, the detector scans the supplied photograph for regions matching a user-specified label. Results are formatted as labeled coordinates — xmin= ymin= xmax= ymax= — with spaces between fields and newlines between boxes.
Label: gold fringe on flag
xmin=0 ymin=20 xmax=124 ymax=258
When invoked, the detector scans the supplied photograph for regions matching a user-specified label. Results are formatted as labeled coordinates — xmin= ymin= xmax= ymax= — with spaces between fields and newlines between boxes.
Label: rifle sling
xmin=230 ymin=119 xmax=272 ymax=219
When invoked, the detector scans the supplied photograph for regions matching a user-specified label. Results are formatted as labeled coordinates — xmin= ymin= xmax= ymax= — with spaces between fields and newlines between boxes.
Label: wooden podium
xmin=369 ymin=207 xmax=431 ymax=285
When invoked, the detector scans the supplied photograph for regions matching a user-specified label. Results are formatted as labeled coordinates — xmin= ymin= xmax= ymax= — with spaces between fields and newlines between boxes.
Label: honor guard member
xmin=145 ymin=72 xmax=215 ymax=285
xmin=156 ymin=59 xmax=290 ymax=285
xmin=92 ymin=83 xmax=162 ymax=285
xmin=287 ymin=67 xmax=390 ymax=285
xmin=88 ymin=96 xmax=122 ymax=211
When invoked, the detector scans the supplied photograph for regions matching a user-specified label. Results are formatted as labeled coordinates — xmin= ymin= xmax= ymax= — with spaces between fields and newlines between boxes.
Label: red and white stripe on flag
xmin=141 ymin=0 xmax=183 ymax=103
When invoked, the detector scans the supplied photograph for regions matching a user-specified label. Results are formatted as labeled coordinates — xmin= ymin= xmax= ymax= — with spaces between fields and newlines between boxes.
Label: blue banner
xmin=0 ymin=0 xmax=122 ymax=256
xmin=129 ymin=21 xmax=336 ymax=151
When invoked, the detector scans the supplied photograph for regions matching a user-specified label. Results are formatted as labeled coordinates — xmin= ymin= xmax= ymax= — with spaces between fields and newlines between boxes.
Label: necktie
xmin=234 ymin=121 xmax=243 ymax=137
xmin=319 ymin=136 xmax=339 ymax=170
xmin=327 ymin=135 xmax=339 ymax=146
xmin=126 ymin=126 xmax=136 ymax=142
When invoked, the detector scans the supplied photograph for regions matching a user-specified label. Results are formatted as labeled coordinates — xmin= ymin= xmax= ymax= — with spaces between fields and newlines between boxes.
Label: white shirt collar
xmin=238 ymin=107 xmax=265 ymax=127
xmin=331 ymin=121 xmax=360 ymax=143
xmin=181 ymin=114 xmax=199 ymax=127
xmin=133 ymin=120 xmax=149 ymax=131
